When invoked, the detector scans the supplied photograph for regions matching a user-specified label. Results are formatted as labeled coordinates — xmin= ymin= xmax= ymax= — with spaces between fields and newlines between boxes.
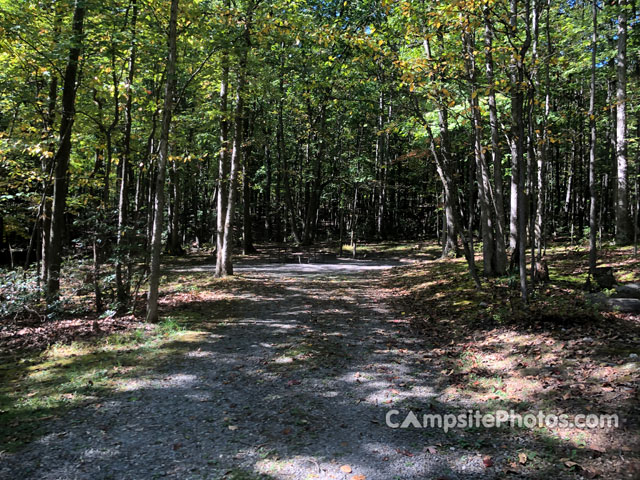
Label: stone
xmin=613 ymin=283 xmax=640 ymax=300
xmin=587 ymin=293 xmax=640 ymax=313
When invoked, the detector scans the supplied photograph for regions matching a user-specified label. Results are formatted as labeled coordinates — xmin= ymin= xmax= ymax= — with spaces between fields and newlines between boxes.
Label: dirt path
xmin=1 ymin=260 xmax=490 ymax=479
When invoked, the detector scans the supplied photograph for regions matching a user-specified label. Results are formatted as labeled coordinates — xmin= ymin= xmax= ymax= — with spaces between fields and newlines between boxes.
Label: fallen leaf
xmin=483 ymin=455 xmax=493 ymax=467
xmin=396 ymin=448 xmax=413 ymax=457
xmin=424 ymin=445 xmax=438 ymax=454
xmin=340 ymin=465 xmax=352 ymax=473
xmin=351 ymin=476 xmax=366 ymax=480
xmin=518 ymin=452 xmax=527 ymax=464
xmin=228 ymin=425 xmax=238 ymax=431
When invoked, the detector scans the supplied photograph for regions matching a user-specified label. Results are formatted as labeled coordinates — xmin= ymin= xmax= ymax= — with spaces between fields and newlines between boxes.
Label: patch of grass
xmin=158 ymin=317 xmax=186 ymax=335
xmin=0 ymin=317 xmax=200 ymax=452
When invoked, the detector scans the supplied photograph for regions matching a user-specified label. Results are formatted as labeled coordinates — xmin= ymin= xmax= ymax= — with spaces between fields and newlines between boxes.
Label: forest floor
xmin=0 ymin=242 xmax=639 ymax=479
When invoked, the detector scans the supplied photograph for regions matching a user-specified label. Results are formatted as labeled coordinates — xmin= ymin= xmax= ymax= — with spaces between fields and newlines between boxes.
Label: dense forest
xmin=0 ymin=0 xmax=639 ymax=315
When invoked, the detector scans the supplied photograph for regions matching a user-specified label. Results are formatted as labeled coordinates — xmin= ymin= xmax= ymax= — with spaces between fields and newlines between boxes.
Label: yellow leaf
xmin=340 ymin=465 xmax=352 ymax=473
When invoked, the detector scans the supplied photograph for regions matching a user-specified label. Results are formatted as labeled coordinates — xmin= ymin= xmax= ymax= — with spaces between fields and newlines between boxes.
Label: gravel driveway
xmin=1 ymin=259 xmax=491 ymax=479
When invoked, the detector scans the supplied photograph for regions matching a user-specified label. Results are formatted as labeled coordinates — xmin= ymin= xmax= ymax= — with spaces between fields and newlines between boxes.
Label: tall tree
xmin=46 ymin=0 xmax=87 ymax=306
xmin=484 ymin=6 xmax=507 ymax=274
xmin=216 ymin=1 xmax=254 ymax=277
xmin=116 ymin=0 xmax=138 ymax=308
xmin=615 ymin=0 xmax=631 ymax=244
xmin=588 ymin=0 xmax=598 ymax=277
xmin=146 ymin=0 xmax=179 ymax=323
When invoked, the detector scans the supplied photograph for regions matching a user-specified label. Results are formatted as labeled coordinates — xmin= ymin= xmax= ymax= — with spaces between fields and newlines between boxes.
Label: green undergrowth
xmin=0 ymin=317 xmax=200 ymax=452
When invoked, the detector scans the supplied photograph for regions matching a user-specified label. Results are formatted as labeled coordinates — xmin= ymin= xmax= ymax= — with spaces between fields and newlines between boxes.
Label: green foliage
xmin=0 ymin=267 xmax=42 ymax=319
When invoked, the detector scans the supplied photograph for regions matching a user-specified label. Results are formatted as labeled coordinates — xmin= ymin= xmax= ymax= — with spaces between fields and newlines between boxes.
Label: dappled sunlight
xmin=3 ymin=246 xmax=639 ymax=479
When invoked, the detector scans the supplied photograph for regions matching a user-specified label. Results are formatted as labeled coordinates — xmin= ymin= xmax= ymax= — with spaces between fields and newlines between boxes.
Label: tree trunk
xmin=146 ymin=0 xmax=178 ymax=323
xmin=264 ymin=139 xmax=272 ymax=240
xmin=439 ymin=108 xmax=458 ymax=258
xmin=93 ymin=236 xmax=103 ymax=313
xmin=39 ymin=3 xmax=63 ymax=286
xmin=484 ymin=8 xmax=507 ymax=274
xmin=465 ymin=31 xmax=496 ymax=276
xmin=615 ymin=0 xmax=630 ymax=244
xmin=509 ymin=0 xmax=531 ymax=303
xmin=116 ymin=0 xmax=138 ymax=308
xmin=278 ymin=72 xmax=302 ymax=244
xmin=242 ymin=113 xmax=256 ymax=254
xmin=588 ymin=0 xmax=598 ymax=276
xmin=168 ymin=159 xmax=183 ymax=255
xmin=46 ymin=0 xmax=86 ymax=307
xmin=420 ymin=115 xmax=481 ymax=288
xmin=215 ymin=9 xmax=230 ymax=277
xmin=217 ymin=15 xmax=251 ymax=276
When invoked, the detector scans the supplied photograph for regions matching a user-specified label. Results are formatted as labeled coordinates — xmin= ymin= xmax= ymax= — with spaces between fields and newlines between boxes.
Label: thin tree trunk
xmin=509 ymin=0 xmax=531 ymax=303
xmin=242 ymin=113 xmax=256 ymax=254
xmin=116 ymin=0 xmax=138 ymax=308
xmin=46 ymin=0 xmax=87 ymax=307
xmin=615 ymin=0 xmax=630 ymax=244
xmin=218 ymin=15 xmax=252 ymax=276
xmin=419 ymin=113 xmax=481 ymax=288
xmin=278 ymin=71 xmax=302 ymax=244
xmin=465 ymin=31 xmax=496 ymax=276
xmin=168 ymin=159 xmax=183 ymax=255
xmin=215 ymin=1 xmax=231 ymax=277
xmin=588 ymin=0 xmax=598 ymax=276
xmin=40 ymin=8 xmax=62 ymax=285
xmin=93 ymin=236 xmax=103 ymax=313
xmin=264 ymin=139 xmax=272 ymax=240
xmin=484 ymin=8 xmax=507 ymax=274
xmin=146 ymin=0 xmax=178 ymax=323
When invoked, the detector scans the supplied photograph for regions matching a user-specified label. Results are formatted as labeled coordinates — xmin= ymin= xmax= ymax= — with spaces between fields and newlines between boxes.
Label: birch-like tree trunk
xmin=116 ymin=0 xmax=138 ymax=308
xmin=615 ymin=0 xmax=630 ymax=244
xmin=215 ymin=3 xmax=230 ymax=277
xmin=588 ymin=0 xmax=598 ymax=276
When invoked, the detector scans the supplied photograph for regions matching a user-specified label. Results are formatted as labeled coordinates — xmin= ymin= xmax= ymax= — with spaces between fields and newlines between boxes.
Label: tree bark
xmin=242 ymin=112 xmax=256 ymax=254
xmin=167 ymin=159 xmax=183 ymax=255
xmin=217 ymin=11 xmax=252 ymax=276
xmin=615 ymin=0 xmax=630 ymax=244
xmin=508 ymin=0 xmax=531 ymax=303
xmin=46 ymin=0 xmax=86 ymax=307
xmin=146 ymin=0 xmax=178 ymax=323
xmin=465 ymin=31 xmax=496 ymax=276
xmin=215 ymin=4 xmax=230 ymax=277
xmin=116 ymin=0 xmax=138 ymax=308
xmin=588 ymin=0 xmax=598 ymax=276
xmin=484 ymin=8 xmax=507 ymax=274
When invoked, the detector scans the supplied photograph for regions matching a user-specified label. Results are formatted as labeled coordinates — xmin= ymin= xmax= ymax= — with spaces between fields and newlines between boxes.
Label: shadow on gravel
xmin=1 ymin=255 xmax=627 ymax=479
